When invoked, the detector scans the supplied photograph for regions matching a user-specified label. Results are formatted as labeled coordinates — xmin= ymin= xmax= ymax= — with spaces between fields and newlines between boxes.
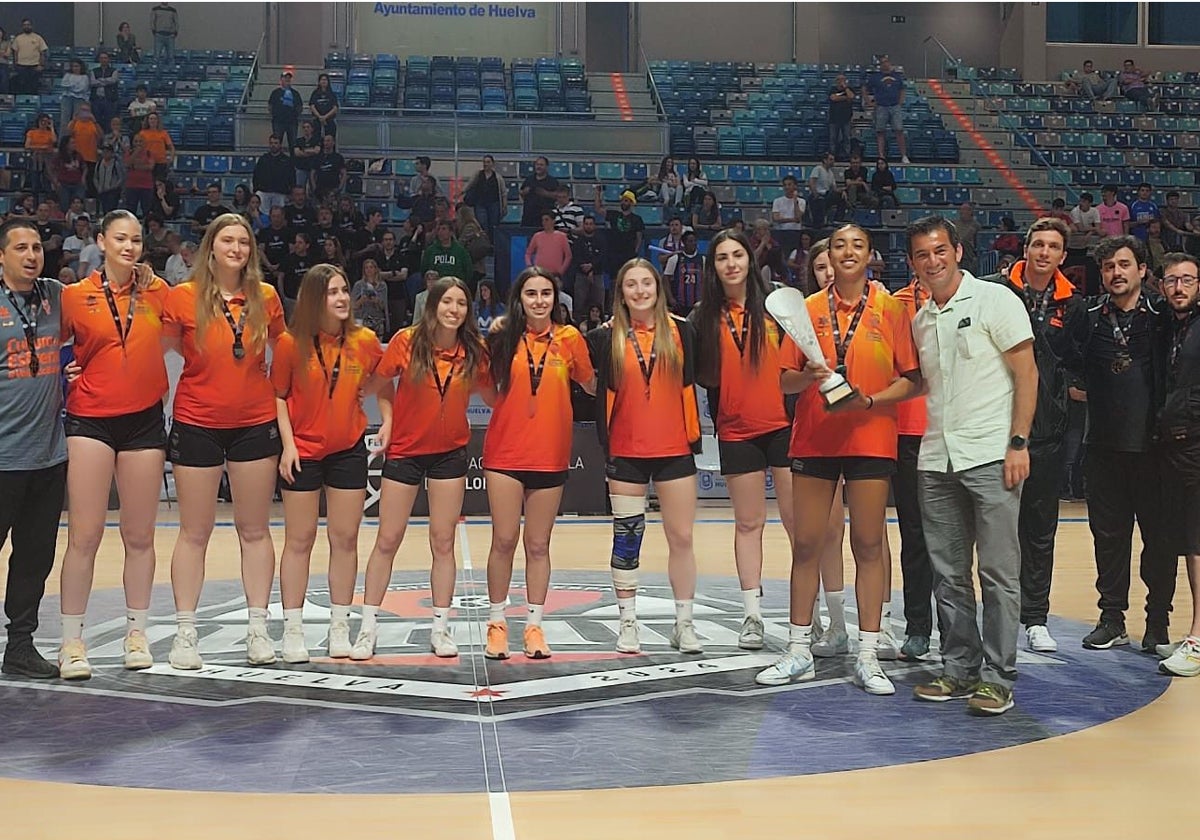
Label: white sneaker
xmin=1159 ymin=637 xmax=1200 ymax=677
xmin=616 ymin=618 xmax=641 ymax=653
xmin=671 ymin=620 xmax=703 ymax=654
xmin=1026 ymin=624 xmax=1058 ymax=652
xmin=349 ymin=627 xmax=377 ymax=661
xmin=58 ymin=638 xmax=92 ymax=680
xmin=901 ymin=156 xmax=912 ymax=165
xmin=1157 ymin=641 xmax=1181 ymax=659
xmin=755 ymin=648 xmax=815 ymax=686
xmin=811 ymin=627 xmax=849 ymax=657
xmin=812 ymin=604 xmax=825 ymax=640
xmin=853 ymin=653 xmax=896 ymax=695
xmin=123 ymin=629 xmax=154 ymax=670
xmin=327 ymin=619 xmax=352 ymax=658
xmin=430 ymin=627 xmax=458 ymax=658
xmin=282 ymin=626 xmax=309 ymax=664
xmin=246 ymin=625 xmax=277 ymax=665
xmin=169 ymin=626 xmax=203 ymax=670
xmin=877 ymin=623 xmax=900 ymax=661
xmin=738 ymin=615 xmax=765 ymax=650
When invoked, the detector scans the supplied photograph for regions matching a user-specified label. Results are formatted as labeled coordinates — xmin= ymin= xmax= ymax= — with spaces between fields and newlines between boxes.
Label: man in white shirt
xmin=771 ymin=175 xmax=806 ymax=230
xmin=1068 ymin=191 xmax=1103 ymax=293
xmin=61 ymin=216 xmax=92 ymax=278
xmin=656 ymin=216 xmax=693 ymax=269
xmin=905 ymin=215 xmax=1038 ymax=717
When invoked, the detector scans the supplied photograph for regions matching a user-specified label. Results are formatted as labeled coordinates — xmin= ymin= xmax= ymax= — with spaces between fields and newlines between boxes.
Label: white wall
xmin=73 ymin=2 xmax=266 ymax=54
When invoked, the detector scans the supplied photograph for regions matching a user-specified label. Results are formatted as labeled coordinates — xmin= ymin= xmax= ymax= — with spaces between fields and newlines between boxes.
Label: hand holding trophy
xmin=765 ymin=287 xmax=859 ymax=410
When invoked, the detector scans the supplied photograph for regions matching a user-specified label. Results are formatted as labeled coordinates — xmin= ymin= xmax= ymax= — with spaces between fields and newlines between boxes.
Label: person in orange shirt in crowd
xmin=480 ymin=267 xmax=597 ymax=660
xmin=136 ymin=112 xmax=175 ymax=180
xmin=66 ymin=101 xmax=103 ymax=182
xmin=757 ymin=224 xmax=921 ymax=696
xmin=586 ymin=258 xmax=703 ymax=655
xmin=272 ymin=264 xmax=392 ymax=664
xmin=688 ymin=229 xmax=795 ymax=650
xmin=23 ymin=112 xmax=57 ymax=201
xmin=352 ymin=276 xmax=489 ymax=660
xmin=56 ymin=210 xmax=170 ymax=680
xmin=162 ymin=214 xmax=287 ymax=670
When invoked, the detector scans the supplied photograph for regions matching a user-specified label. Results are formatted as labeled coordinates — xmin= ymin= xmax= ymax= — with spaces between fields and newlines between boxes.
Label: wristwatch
xmin=1009 ymin=435 xmax=1028 ymax=451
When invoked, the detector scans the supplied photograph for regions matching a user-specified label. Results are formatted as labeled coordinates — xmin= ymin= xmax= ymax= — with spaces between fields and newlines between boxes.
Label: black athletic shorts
xmin=486 ymin=468 xmax=569 ymax=490
xmin=606 ymin=454 xmax=696 ymax=485
xmin=790 ymin=455 xmax=896 ymax=481
xmin=168 ymin=419 xmax=283 ymax=468
xmin=1161 ymin=440 xmax=1200 ymax=555
xmin=64 ymin=403 xmax=167 ymax=453
xmin=283 ymin=440 xmax=368 ymax=493
xmin=382 ymin=447 xmax=468 ymax=486
xmin=718 ymin=427 xmax=791 ymax=476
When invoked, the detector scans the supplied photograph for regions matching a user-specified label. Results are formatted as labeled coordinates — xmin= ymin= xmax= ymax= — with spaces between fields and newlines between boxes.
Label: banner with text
xmin=357 ymin=2 xmax=554 ymax=59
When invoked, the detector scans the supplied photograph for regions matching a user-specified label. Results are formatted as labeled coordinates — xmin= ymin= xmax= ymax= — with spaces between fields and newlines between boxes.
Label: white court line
xmin=489 ymin=791 xmax=517 ymax=840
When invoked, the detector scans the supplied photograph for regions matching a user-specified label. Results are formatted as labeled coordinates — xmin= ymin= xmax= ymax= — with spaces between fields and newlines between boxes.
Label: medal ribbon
xmin=826 ymin=283 xmax=870 ymax=371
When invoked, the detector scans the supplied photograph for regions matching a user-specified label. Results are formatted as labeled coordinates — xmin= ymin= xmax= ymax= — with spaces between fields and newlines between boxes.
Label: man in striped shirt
xmin=553 ymin=185 xmax=584 ymax=234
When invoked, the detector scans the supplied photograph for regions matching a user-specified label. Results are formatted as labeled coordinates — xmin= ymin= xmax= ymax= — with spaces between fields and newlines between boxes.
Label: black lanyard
xmin=724 ymin=307 xmax=749 ymax=357
xmin=220 ymin=296 xmax=247 ymax=360
xmin=3 ymin=281 xmax=41 ymax=376
xmin=627 ymin=327 xmax=657 ymax=398
xmin=100 ymin=270 xmax=138 ymax=350
xmin=826 ymin=283 xmax=869 ymax=375
xmin=1170 ymin=317 xmax=1193 ymax=378
xmin=524 ymin=332 xmax=552 ymax=397
xmin=1103 ymin=295 xmax=1140 ymax=373
xmin=1023 ymin=280 xmax=1056 ymax=326
xmin=431 ymin=346 xmax=462 ymax=402
xmin=313 ymin=334 xmax=344 ymax=399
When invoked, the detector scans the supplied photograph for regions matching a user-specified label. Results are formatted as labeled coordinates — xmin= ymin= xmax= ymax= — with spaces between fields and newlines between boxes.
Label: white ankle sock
xmin=859 ymin=630 xmax=879 ymax=657
xmin=431 ymin=607 xmax=450 ymax=632
xmin=247 ymin=606 xmax=269 ymax=629
xmin=283 ymin=608 xmax=303 ymax=632
xmin=825 ymin=590 xmax=846 ymax=632
xmin=741 ymin=588 xmax=761 ymax=619
xmin=125 ymin=608 xmax=148 ymax=634
xmin=788 ymin=623 xmax=812 ymax=653
xmin=360 ymin=605 xmax=378 ymax=633
xmin=527 ymin=604 xmax=544 ymax=626
xmin=617 ymin=596 xmax=636 ymax=621
xmin=176 ymin=610 xmax=197 ymax=630
xmin=675 ymin=599 xmax=694 ymax=623
xmin=489 ymin=601 xmax=507 ymax=624
xmin=330 ymin=604 xmax=351 ymax=623
xmin=61 ymin=614 xmax=85 ymax=642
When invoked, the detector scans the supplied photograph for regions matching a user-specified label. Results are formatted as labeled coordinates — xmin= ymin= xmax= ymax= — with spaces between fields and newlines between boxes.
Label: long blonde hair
xmin=609 ymin=258 xmax=682 ymax=387
xmin=192 ymin=213 xmax=271 ymax=353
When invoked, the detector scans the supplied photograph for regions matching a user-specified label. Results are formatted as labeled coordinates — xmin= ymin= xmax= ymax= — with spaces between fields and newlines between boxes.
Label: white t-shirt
xmin=771 ymin=195 xmax=806 ymax=230
xmin=164 ymin=254 xmax=191 ymax=286
xmin=77 ymin=243 xmax=103 ymax=278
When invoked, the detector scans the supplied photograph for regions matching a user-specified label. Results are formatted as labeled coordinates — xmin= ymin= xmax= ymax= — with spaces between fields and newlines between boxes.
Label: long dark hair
xmin=289 ymin=264 xmax=357 ymax=365
xmin=695 ymin=229 xmax=770 ymax=388
xmin=487 ymin=267 xmax=563 ymax=393
xmin=408 ymin=276 xmax=485 ymax=386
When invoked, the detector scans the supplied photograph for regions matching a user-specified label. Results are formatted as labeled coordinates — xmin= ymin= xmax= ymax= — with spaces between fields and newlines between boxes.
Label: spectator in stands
xmin=956 ymin=202 xmax=982 ymax=275
xmin=410 ymin=269 xmax=438 ymax=325
xmin=434 ymin=196 xmax=452 ymax=225
xmin=583 ymin=303 xmax=604 ymax=332
xmin=871 ymin=157 xmax=898 ymax=208
xmin=1128 ymin=182 xmax=1160 ymax=242
xmin=407 ymin=175 xmax=438 ymax=226
xmin=772 ymin=175 xmax=806 ymax=231
xmin=280 ymin=231 xmax=315 ymax=307
xmin=311 ymin=206 xmax=340 ymax=255
xmin=0 ymin=27 xmax=11 ymax=94
xmin=843 ymin=152 xmax=872 ymax=209
xmin=372 ymin=228 xmax=409 ymax=323
xmin=104 ymin=115 xmax=129 ymax=158
xmin=11 ymin=18 xmax=48 ymax=96
xmin=312 ymin=133 xmax=347 ymax=201
xmin=395 ymin=218 xmax=427 ymax=303
xmin=787 ymin=230 xmax=815 ymax=286
xmin=751 ymin=218 xmax=786 ymax=284
xmin=455 ymin=205 xmax=490 ymax=287
xmin=309 ymin=73 xmax=339 ymax=140
xmin=151 ymin=3 xmax=179 ymax=65
xmin=136 ymin=112 xmax=174 ymax=180
xmin=66 ymin=102 xmax=102 ymax=187
xmin=115 ymin=21 xmax=141 ymax=65
xmin=1048 ymin=197 xmax=1072 ymax=225
xmin=88 ymin=52 xmax=119 ymax=130
xmin=1067 ymin=60 xmax=1118 ymax=101
xmin=257 ymin=205 xmax=292 ymax=280
xmin=34 ymin=202 xmax=63 ymax=276
xmin=866 ymin=55 xmax=910 ymax=165
xmin=409 ymin=156 xmax=437 ymax=196
xmin=336 ymin=194 xmax=364 ymax=237
xmin=637 ymin=156 xmax=684 ymax=208
xmin=992 ymin=216 xmax=1022 ymax=258
xmin=163 ymin=237 xmax=194 ymax=286
xmin=144 ymin=213 xmax=173 ymax=272
xmin=593 ymin=187 xmax=644 ymax=276
xmin=243 ymin=193 xmax=268 ymax=232
xmin=284 ymin=184 xmax=317 ymax=232
xmin=291 ymin=120 xmax=321 ymax=190
xmin=656 ymin=215 xmax=691 ymax=269
xmin=1119 ymin=59 xmax=1156 ymax=112
xmin=320 ymin=235 xmax=345 ymax=272
xmin=570 ymin=214 xmax=605 ymax=321
xmin=352 ymin=258 xmax=391 ymax=337
xmin=474 ymin=280 xmax=504 ymax=333
xmin=10 ymin=193 xmax=36 ymax=217
xmin=92 ymin=143 xmax=124 ymax=213
xmin=1068 ymin=192 xmax=1103 ymax=294
xmin=270 ymin=71 xmax=303 ymax=153
xmin=252 ymin=134 xmax=294 ymax=212
xmin=1098 ymin=184 xmax=1131 ymax=238
xmin=828 ymin=73 xmax=855 ymax=160
xmin=24 ymin=113 xmax=57 ymax=201
xmin=150 ymin=177 xmax=178 ymax=220
xmin=230 ymin=184 xmax=252 ymax=216
xmin=663 ymin=230 xmax=704 ymax=315
xmin=51 ymin=137 xmax=86 ymax=212
xmin=421 ymin=219 xmax=473 ymax=283
xmin=553 ymin=184 xmax=584 ymax=234
xmin=192 ymin=182 xmax=233 ymax=239
xmin=59 ymin=59 xmax=91 ymax=130
xmin=126 ymin=85 xmax=155 ymax=134
xmin=1146 ymin=219 xmax=1168 ymax=273
xmin=346 ymin=205 xmax=383 ymax=261
xmin=1161 ymin=190 xmax=1195 ymax=252
xmin=61 ymin=215 xmax=92 ymax=277
xmin=692 ymin=191 xmax=722 ymax=232
xmin=682 ymin=157 xmax=709 ymax=210
xmin=63 ymin=196 xmax=86 ymax=229
xmin=463 ymin=154 xmax=506 ymax=244
xmin=808 ymin=151 xmax=845 ymax=228
xmin=520 ymin=156 xmax=560 ymax=227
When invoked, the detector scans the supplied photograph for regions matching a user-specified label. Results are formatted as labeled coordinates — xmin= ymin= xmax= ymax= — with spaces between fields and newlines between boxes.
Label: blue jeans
xmin=475 ymin=200 xmax=502 ymax=243
xmin=154 ymin=33 xmax=176 ymax=65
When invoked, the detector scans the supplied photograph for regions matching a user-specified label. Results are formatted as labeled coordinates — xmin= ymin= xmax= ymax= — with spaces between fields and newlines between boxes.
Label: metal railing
xmin=237 ymin=31 xmax=267 ymax=113
xmin=639 ymin=42 xmax=666 ymax=119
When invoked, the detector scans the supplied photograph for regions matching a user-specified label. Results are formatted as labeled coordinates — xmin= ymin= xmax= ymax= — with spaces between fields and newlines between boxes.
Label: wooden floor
xmin=2 ymin=500 xmax=1197 ymax=840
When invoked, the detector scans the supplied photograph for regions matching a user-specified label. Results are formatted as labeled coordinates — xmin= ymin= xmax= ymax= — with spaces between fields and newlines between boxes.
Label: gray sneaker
xmin=670 ymin=620 xmax=703 ymax=654
xmin=738 ymin=615 xmax=765 ymax=650
xmin=811 ymin=627 xmax=849 ymax=658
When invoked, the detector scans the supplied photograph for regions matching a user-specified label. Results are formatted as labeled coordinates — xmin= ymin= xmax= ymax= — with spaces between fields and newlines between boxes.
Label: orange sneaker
xmin=523 ymin=625 xmax=552 ymax=659
xmin=485 ymin=621 xmax=510 ymax=660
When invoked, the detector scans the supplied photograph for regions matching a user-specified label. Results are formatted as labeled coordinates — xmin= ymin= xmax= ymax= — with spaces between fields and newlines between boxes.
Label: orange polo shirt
xmin=483 ymin=323 xmax=594 ymax=472
xmin=781 ymin=282 xmax=920 ymax=460
xmin=608 ymin=321 xmax=691 ymax=458
xmin=25 ymin=128 xmax=55 ymax=153
xmin=377 ymin=327 xmax=489 ymax=458
xmin=68 ymin=119 xmax=102 ymax=164
xmin=270 ymin=327 xmax=383 ymax=460
xmin=891 ymin=280 xmax=929 ymax=437
xmin=715 ymin=302 xmax=790 ymax=441
xmin=163 ymin=281 xmax=286 ymax=428
xmin=138 ymin=128 xmax=173 ymax=164
xmin=61 ymin=270 xmax=170 ymax=417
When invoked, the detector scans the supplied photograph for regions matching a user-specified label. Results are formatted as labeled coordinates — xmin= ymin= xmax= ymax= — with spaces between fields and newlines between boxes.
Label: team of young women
xmin=56 ymin=210 xmax=920 ymax=697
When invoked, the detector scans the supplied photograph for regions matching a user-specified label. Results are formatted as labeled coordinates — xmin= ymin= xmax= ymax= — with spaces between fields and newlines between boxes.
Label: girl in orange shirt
xmin=481 ymin=267 xmax=596 ymax=660
xmin=586 ymin=258 xmax=703 ymax=655
xmin=352 ymin=277 xmax=488 ymax=660
xmin=271 ymin=264 xmax=392 ymax=663
xmin=24 ymin=112 xmax=56 ymax=200
xmin=689 ymin=229 xmax=794 ymax=651
xmin=137 ymin=112 xmax=175 ymax=179
xmin=57 ymin=210 xmax=170 ymax=679
xmin=163 ymin=214 xmax=287 ymax=670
